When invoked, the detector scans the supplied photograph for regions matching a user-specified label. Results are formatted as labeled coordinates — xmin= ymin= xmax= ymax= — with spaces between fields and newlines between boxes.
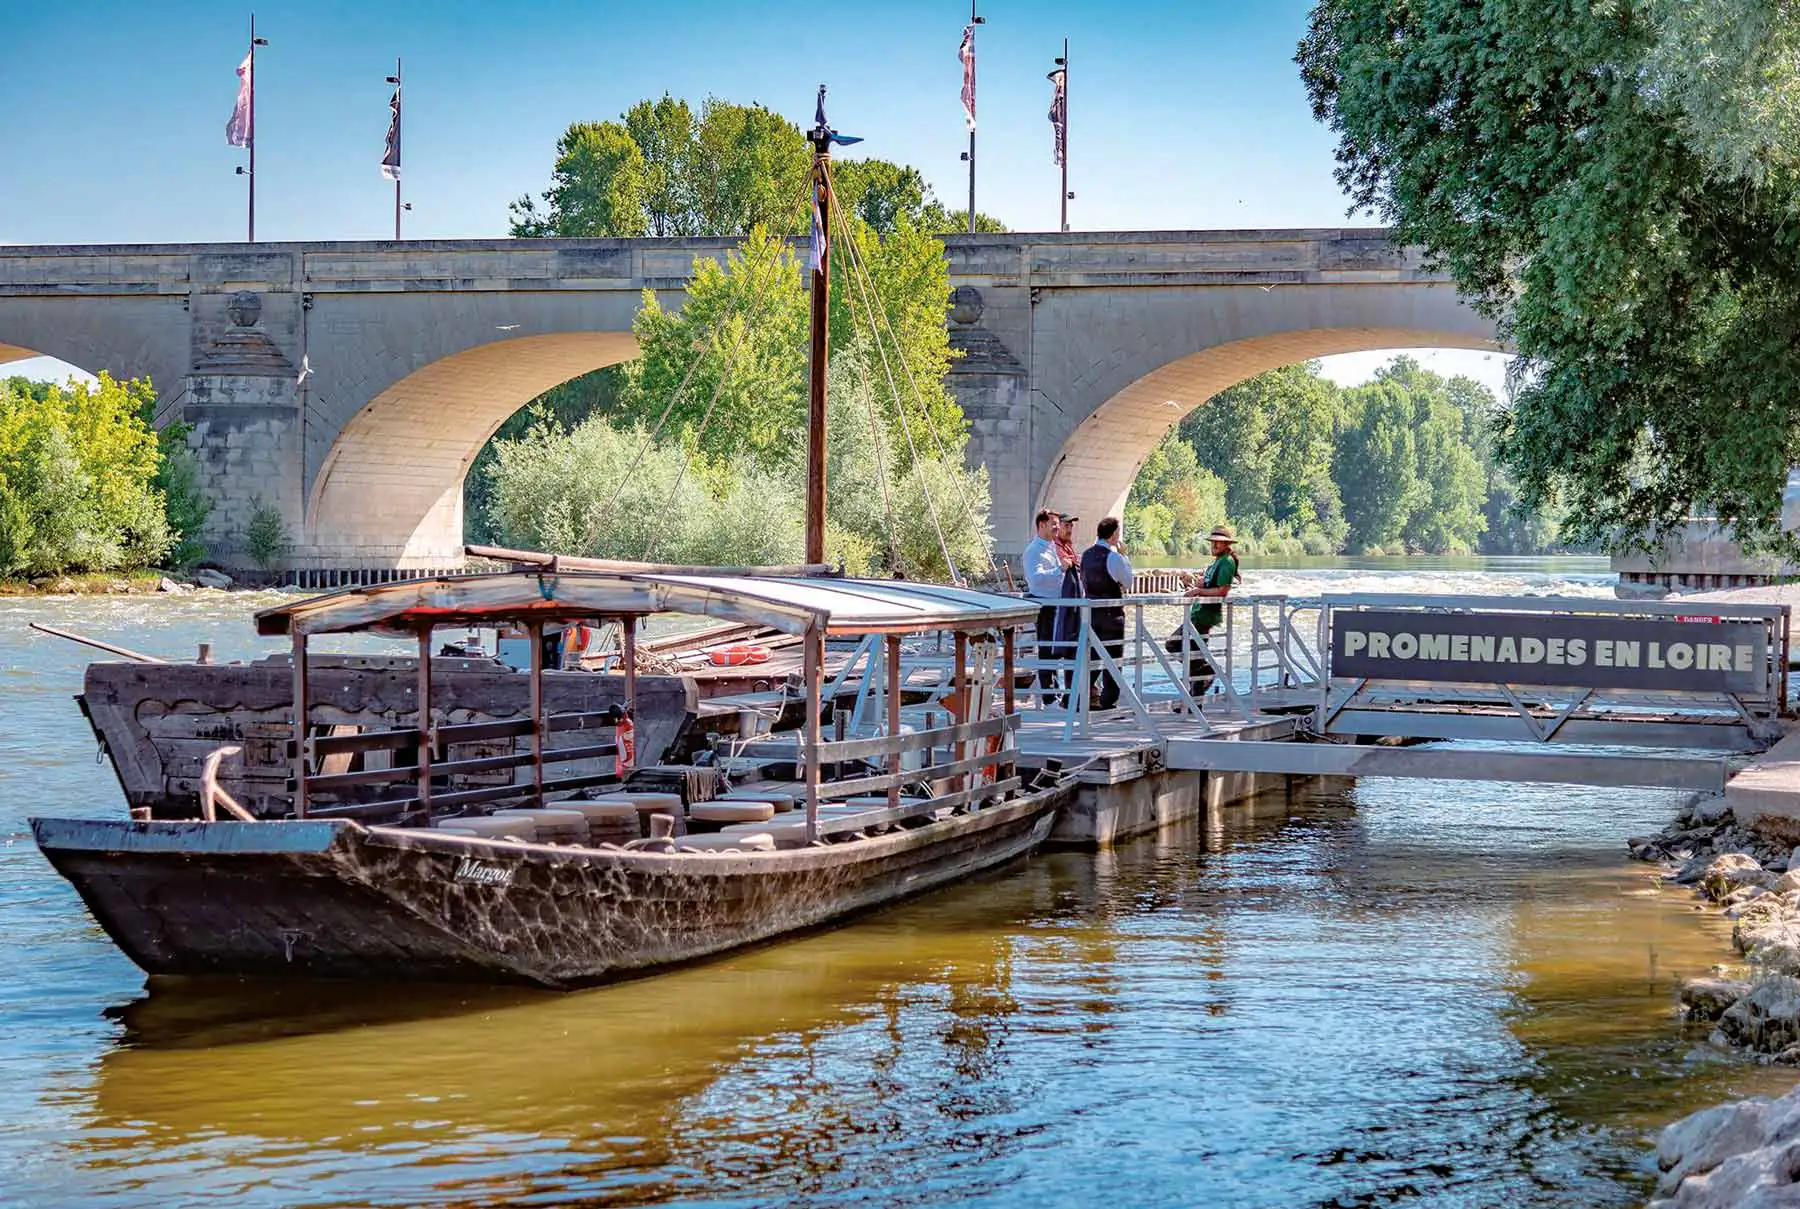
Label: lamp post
xmin=1054 ymin=39 xmax=1072 ymax=232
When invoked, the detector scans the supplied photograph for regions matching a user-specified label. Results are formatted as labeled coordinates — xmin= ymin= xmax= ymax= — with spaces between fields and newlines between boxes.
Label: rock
xmin=156 ymin=576 xmax=194 ymax=595
xmin=1728 ymin=885 xmax=1772 ymax=908
xmin=192 ymin=569 xmax=233 ymax=590
xmin=1717 ymin=977 xmax=1800 ymax=1052
xmin=1738 ymin=921 xmax=1800 ymax=976
xmin=1787 ymin=848 xmax=1800 ymax=874
xmin=1704 ymin=853 xmax=1777 ymax=901
xmin=1684 ymin=978 xmax=1752 ymax=1022
xmin=1675 ymin=854 xmax=1718 ymax=885
xmin=45 ymin=576 xmax=78 ymax=594
xmin=1697 ymin=795 xmax=1736 ymax=826
xmin=104 ymin=579 xmax=130 ymax=594
xmin=1777 ymin=872 xmax=1800 ymax=896
xmin=1655 ymin=1098 xmax=1771 ymax=1194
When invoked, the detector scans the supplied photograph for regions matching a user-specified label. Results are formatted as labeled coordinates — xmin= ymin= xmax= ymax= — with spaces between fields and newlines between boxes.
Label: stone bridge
xmin=0 ymin=230 xmax=1496 ymax=571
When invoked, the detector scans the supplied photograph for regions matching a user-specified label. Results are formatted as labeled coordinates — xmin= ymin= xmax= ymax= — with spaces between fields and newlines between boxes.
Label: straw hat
xmin=1207 ymin=524 xmax=1238 ymax=545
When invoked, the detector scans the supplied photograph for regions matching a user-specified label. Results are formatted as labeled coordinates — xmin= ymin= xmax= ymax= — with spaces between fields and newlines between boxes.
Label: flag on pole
xmin=1049 ymin=67 xmax=1067 ymax=166
xmin=225 ymin=51 xmax=253 ymax=147
xmin=959 ymin=24 xmax=976 ymax=133
xmin=381 ymin=87 xmax=402 ymax=181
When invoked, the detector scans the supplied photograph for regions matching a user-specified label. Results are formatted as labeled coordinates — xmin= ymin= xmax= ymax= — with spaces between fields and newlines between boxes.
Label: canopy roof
xmin=255 ymin=571 xmax=1038 ymax=640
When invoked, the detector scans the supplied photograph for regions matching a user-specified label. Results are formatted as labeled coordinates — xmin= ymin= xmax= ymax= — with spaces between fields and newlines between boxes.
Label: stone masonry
xmin=0 ymin=230 xmax=1495 ymax=572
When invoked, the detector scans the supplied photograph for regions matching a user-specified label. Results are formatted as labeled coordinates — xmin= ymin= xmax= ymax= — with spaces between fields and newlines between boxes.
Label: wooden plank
xmin=306 ymin=772 xmax=624 ymax=820
xmin=802 ymin=714 xmax=1017 ymax=761
xmin=815 ymin=777 xmax=1021 ymax=836
xmin=814 ymin=749 xmax=1004 ymax=800
xmin=295 ymin=741 xmax=619 ymax=793
xmin=291 ymin=709 xmax=619 ymax=757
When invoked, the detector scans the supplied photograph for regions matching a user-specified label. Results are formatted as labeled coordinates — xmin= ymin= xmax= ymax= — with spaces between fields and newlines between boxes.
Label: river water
xmin=2 ymin=559 xmax=1794 ymax=1208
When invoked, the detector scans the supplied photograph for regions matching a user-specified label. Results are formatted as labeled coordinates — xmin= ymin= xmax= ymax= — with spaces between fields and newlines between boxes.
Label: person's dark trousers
xmin=1187 ymin=627 xmax=1216 ymax=701
xmin=1091 ymin=612 xmax=1124 ymax=710
xmin=1034 ymin=604 xmax=1065 ymax=705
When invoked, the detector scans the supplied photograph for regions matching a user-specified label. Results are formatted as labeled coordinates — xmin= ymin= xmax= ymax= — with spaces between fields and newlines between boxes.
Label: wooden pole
xmin=803 ymin=130 xmax=832 ymax=565
xmin=1002 ymin=626 xmax=1017 ymax=787
xmin=291 ymin=631 xmax=309 ymax=818
xmin=416 ymin=627 xmax=433 ymax=815
xmin=886 ymin=635 xmax=902 ymax=811
xmin=527 ymin=621 xmax=544 ymax=807
xmin=953 ymin=631 xmax=969 ymax=794
xmin=804 ymin=623 xmax=822 ymax=844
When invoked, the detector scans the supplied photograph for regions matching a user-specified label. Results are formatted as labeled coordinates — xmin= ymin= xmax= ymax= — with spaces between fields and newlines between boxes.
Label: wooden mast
xmin=804 ymin=87 xmax=833 ymax=567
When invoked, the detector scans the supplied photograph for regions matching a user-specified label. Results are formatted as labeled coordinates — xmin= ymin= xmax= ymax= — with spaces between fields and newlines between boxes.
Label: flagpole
xmin=1060 ymin=38 xmax=1070 ymax=232
xmin=966 ymin=0 xmax=981 ymax=234
xmin=246 ymin=15 xmax=268 ymax=242
xmin=804 ymin=91 xmax=833 ymax=566
xmin=248 ymin=13 xmax=256 ymax=242
xmin=389 ymin=58 xmax=402 ymax=240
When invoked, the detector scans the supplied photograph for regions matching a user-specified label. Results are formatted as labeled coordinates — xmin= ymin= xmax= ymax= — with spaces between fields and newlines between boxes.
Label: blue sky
xmin=0 ymin=0 xmax=1507 ymax=392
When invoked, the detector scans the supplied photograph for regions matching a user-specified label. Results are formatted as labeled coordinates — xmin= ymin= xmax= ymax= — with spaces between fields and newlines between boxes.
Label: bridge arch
xmin=304 ymin=331 xmax=640 ymax=570
xmin=1029 ymin=289 xmax=1501 ymax=531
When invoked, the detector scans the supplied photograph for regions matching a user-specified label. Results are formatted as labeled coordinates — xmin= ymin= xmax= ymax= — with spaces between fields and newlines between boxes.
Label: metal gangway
xmin=820 ymin=591 xmax=1790 ymax=793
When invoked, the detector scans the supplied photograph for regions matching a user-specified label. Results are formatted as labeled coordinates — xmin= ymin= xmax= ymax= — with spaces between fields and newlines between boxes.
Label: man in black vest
xmin=1079 ymin=516 xmax=1132 ymax=710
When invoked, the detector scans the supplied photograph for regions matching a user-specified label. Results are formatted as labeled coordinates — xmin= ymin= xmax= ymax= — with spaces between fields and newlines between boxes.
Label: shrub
xmin=244 ymin=498 xmax=290 ymax=572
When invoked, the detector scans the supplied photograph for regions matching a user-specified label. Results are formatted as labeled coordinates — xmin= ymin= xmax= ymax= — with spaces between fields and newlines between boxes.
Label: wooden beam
xmin=528 ymin=621 xmax=544 ymax=808
xmin=886 ymin=634 xmax=902 ymax=811
xmin=465 ymin=544 xmax=835 ymax=579
xmin=804 ymin=623 xmax=822 ymax=845
xmin=291 ymin=632 xmax=310 ymax=818
xmin=416 ymin=627 xmax=434 ymax=815
xmin=953 ymin=631 xmax=969 ymax=796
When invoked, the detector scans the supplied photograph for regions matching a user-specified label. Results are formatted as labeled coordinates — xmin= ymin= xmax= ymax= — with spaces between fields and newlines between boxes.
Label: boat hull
xmin=31 ymin=786 xmax=1070 ymax=989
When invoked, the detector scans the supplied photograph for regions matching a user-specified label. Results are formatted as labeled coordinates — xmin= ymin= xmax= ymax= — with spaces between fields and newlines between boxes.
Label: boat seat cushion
xmin=689 ymin=801 xmax=776 ymax=824
xmin=435 ymin=816 xmax=536 ymax=841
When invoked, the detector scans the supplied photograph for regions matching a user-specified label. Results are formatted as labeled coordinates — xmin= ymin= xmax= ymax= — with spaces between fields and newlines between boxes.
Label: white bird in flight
xmin=496 ymin=324 xmax=520 ymax=331
xmin=295 ymin=354 xmax=312 ymax=387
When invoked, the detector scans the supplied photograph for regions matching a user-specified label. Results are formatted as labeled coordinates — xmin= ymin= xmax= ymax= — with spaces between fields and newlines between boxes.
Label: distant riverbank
xmin=0 ymin=570 xmax=170 ymax=597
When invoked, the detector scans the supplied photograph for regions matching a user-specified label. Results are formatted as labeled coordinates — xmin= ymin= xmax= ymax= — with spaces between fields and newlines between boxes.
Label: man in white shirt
xmin=1022 ymin=509 xmax=1073 ymax=703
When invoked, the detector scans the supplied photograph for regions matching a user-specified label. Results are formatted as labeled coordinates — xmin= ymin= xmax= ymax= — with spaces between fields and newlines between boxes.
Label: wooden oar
xmin=27 ymin=622 xmax=169 ymax=664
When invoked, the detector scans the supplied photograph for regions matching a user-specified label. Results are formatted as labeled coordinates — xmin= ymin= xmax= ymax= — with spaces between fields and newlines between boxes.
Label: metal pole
xmin=803 ymin=108 xmax=832 ymax=566
xmin=1060 ymin=37 xmax=1070 ymax=233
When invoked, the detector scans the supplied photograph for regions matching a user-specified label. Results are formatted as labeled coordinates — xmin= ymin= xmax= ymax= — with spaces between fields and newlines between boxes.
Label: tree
xmin=511 ymin=97 xmax=808 ymax=239
xmin=1125 ymin=432 xmax=1228 ymax=556
xmin=1298 ymin=0 xmax=1800 ymax=554
xmin=1335 ymin=381 xmax=1426 ymax=552
xmin=0 ymin=374 xmax=172 ymax=576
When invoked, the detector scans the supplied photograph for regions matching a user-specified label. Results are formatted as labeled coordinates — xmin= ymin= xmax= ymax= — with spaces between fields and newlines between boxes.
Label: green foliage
xmin=1132 ymin=357 xmax=1565 ymax=558
xmin=0 ymin=374 xmax=173 ymax=576
xmin=480 ymin=342 xmax=989 ymax=581
xmin=610 ymin=223 xmax=965 ymax=471
xmin=244 ymin=498 xmax=289 ymax=572
xmin=1297 ymin=0 xmax=1800 ymax=554
xmin=511 ymin=96 xmax=808 ymax=238
xmin=152 ymin=424 xmax=211 ymax=570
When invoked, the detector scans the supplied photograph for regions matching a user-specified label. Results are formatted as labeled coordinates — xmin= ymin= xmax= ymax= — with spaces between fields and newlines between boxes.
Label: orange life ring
xmin=709 ymin=644 xmax=772 ymax=668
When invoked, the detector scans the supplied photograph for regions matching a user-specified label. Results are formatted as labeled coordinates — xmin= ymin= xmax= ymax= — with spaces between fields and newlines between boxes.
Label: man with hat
xmin=1178 ymin=524 xmax=1241 ymax=702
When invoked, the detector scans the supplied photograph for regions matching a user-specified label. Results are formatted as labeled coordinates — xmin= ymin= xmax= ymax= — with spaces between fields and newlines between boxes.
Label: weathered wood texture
xmin=81 ymin=655 xmax=695 ymax=818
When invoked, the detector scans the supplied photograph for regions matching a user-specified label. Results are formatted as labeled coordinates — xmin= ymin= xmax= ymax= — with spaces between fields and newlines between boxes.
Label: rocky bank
xmin=1635 ymin=793 xmax=1800 ymax=1203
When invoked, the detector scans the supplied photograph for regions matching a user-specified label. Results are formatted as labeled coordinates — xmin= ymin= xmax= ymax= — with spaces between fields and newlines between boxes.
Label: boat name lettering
xmin=454 ymin=858 xmax=516 ymax=887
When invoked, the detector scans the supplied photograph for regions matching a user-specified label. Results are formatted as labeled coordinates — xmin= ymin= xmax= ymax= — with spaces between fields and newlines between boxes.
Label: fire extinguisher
xmin=614 ymin=708 xmax=636 ymax=778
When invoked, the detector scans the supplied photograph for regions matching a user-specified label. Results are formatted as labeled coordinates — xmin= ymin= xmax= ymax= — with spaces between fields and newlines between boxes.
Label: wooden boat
xmin=33 ymin=569 xmax=1072 ymax=987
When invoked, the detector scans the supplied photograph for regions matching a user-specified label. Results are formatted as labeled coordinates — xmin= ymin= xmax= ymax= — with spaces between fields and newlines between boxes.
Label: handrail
xmin=805 ymin=713 xmax=1016 ymax=761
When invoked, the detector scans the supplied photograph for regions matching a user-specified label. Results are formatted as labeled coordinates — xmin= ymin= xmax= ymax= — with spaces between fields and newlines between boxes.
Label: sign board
xmin=1329 ymin=608 xmax=1768 ymax=694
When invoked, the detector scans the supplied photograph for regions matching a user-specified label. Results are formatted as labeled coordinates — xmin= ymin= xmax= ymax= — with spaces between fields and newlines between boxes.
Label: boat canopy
xmin=255 ymin=571 xmax=1039 ymax=639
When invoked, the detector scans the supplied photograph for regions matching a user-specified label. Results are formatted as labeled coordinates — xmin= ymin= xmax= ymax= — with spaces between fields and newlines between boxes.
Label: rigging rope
xmin=826 ymin=182 xmax=963 ymax=582
xmin=583 ymin=211 xmax=796 ymax=556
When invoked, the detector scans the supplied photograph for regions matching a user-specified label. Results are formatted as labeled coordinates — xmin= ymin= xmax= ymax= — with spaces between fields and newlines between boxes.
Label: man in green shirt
xmin=1180 ymin=524 xmax=1240 ymax=700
